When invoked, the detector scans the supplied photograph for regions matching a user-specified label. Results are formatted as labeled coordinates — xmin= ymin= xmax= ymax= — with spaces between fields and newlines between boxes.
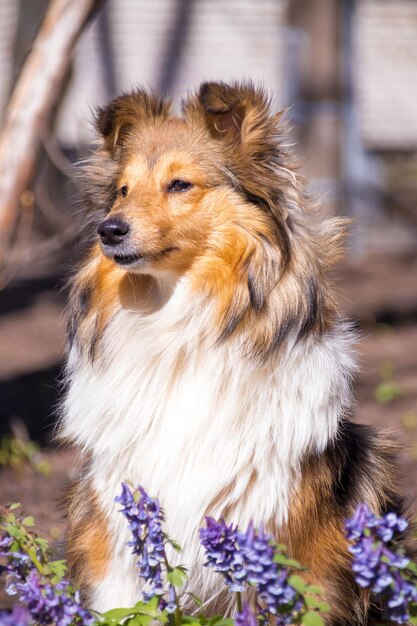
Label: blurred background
xmin=0 ymin=0 xmax=416 ymax=542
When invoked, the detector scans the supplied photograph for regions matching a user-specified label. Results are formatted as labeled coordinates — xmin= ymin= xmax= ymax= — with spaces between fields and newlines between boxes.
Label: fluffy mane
xmin=67 ymin=82 xmax=346 ymax=361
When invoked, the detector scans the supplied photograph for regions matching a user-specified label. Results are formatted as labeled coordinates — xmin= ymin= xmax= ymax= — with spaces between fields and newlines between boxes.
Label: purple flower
xmin=345 ymin=503 xmax=378 ymax=541
xmin=0 ymin=534 xmax=13 ymax=550
xmin=0 ymin=607 xmax=30 ymax=626
xmin=116 ymin=482 xmax=166 ymax=599
xmin=378 ymin=512 xmax=408 ymax=543
xmin=2 ymin=557 xmax=32 ymax=596
xmin=116 ymin=482 xmax=179 ymax=611
xmin=345 ymin=503 xmax=416 ymax=624
xmin=1 ymin=527 xmax=95 ymax=625
xmin=200 ymin=518 xmax=241 ymax=589
xmin=15 ymin=570 xmax=95 ymax=626
xmin=346 ymin=504 xmax=408 ymax=544
xmin=200 ymin=518 xmax=303 ymax=623
xmin=234 ymin=602 xmax=258 ymax=626
xmin=0 ymin=532 xmax=32 ymax=593
xmin=165 ymin=585 xmax=177 ymax=614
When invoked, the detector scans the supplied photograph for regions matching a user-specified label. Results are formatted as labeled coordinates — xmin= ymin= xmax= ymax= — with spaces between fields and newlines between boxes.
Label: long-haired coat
xmin=61 ymin=82 xmax=403 ymax=625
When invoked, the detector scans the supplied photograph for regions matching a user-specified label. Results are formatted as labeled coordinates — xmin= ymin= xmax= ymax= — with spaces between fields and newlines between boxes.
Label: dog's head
xmin=91 ymin=82 xmax=292 ymax=278
xmin=73 ymin=82 xmax=345 ymax=356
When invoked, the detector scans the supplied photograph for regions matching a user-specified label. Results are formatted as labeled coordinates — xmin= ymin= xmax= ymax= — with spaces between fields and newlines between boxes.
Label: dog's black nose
xmin=97 ymin=218 xmax=130 ymax=246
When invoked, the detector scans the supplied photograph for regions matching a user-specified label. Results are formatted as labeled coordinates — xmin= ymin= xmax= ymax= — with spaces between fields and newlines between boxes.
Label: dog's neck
xmin=63 ymin=272 xmax=355 ymax=477
xmin=118 ymin=272 xmax=180 ymax=315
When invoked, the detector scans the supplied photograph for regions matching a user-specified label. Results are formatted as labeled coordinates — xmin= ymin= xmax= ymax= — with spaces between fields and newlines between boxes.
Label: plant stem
xmin=19 ymin=535 xmax=44 ymax=574
xmin=163 ymin=552 xmax=182 ymax=626
xmin=236 ymin=591 xmax=242 ymax=613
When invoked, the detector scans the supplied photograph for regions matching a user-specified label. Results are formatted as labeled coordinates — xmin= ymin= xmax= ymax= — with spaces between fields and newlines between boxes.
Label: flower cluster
xmin=15 ymin=571 xmax=95 ymax=626
xmin=7 ymin=485 xmax=416 ymax=626
xmin=198 ymin=517 xmax=240 ymax=589
xmin=0 ymin=513 xmax=95 ymax=626
xmin=0 ymin=606 xmax=30 ymax=626
xmin=0 ymin=534 xmax=31 ymax=592
xmin=200 ymin=518 xmax=303 ymax=624
xmin=115 ymin=483 xmax=177 ymax=610
xmin=345 ymin=503 xmax=417 ymax=623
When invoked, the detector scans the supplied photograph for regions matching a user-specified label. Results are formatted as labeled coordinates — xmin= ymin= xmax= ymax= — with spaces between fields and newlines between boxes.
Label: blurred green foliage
xmin=0 ymin=435 xmax=50 ymax=475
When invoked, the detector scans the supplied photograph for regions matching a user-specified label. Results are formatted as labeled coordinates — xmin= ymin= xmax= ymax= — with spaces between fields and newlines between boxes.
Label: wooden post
xmin=0 ymin=0 xmax=102 ymax=265
xmin=287 ymin=0 xmax=343 ymax=182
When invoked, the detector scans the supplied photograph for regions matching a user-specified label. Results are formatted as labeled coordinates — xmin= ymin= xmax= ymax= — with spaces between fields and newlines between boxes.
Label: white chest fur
xmin=61 ymin=281 xmax=355 ymax=611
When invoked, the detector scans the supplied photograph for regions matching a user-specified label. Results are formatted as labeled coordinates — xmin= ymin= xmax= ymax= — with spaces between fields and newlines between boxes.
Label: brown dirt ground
xmin=0 ymin=251 xmax=416 ymax=608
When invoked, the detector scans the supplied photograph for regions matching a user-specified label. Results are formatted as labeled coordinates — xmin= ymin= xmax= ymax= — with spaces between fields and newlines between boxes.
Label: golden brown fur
xmin=63 ymin=82 xmax=409 ymax=624
xmin=65 ymin=477 xmax=111 ymax=596
xmin=280 ymin=425 xmax=404 ymax=624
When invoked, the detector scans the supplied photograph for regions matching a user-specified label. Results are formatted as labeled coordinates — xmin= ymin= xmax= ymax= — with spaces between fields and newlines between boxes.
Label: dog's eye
xmin=167 ymin=180 xmax=192 ymax=193
xmin=120 ymin=185 xmax=128 ymax=198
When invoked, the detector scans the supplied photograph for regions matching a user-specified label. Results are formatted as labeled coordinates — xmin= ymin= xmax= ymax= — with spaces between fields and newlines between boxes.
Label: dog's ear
xmin=184 ymin=82 xmax=286 ymax=207
xmin=95 ymin=89 xmax=170 ymax=154
xmin=197 ymin=82 xmax=248 ymax=141
xmin=185 ymin=82 xmax=291 ymax=265
xmin=196 ymin=82 xmax=278 ymax=147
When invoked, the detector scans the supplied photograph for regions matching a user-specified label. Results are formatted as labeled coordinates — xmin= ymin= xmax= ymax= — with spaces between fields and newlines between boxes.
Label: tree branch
xmin=0 ymin=0 xmax=102 ymax=266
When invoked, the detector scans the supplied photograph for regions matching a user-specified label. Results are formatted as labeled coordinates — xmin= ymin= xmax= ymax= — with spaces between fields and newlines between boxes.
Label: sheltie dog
xmin=61 ymin=82 xmax=404 ymax=624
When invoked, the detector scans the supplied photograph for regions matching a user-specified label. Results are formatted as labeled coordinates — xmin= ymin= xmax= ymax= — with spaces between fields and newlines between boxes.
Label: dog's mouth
xmin=111 ymin=247 xmax=177 ymax=268
xmin=114 ymin=253 xmax=144 ymax=266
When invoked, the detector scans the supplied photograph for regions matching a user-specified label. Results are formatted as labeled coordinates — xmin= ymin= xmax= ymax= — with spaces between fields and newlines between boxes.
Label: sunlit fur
xmin=61 ymin=83 xmax=404 ymax=625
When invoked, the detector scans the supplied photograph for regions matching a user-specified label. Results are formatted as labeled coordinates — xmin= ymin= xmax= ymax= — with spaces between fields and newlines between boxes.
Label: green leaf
xmin=181 ymin=615 xmax=205 ymax=625
xmin=9 ymin=540 xmax=20 ymax=552
xmin=126 ymin=615 xmax=153 ymax=626
xmin=139 ymin=596 xmax=162 ymax=617
xmin=49 ymin=560 xmax=67 ymax=580
xmin=288 ymin=574 xmax=307 ymax=594
xmin=206 ymin=619 xmax=234 ymax=626
xmin=274 ymin=553 xmax=304 ymax=569
xmin=102 ymin=607 xmax=139 ymax=623
xmin=35 ymin=537 xmax=49 ymax=551
xmin=167 ymin=567 xmax=188 ymax=588
xmin=305 ymin=585 xmax=323 ymax=594
xmin=157 ymin=612 xmax=169 ymax=624
xmin=406 ymin=561 xmax=417 ymax=575
xmin=5 ymin=524 xmax=25 ymax=540
xmin=22 ymin=516 xmax=35 ymax=527
xmin=9 ymin=502 xmax=21 ymax=510
xmin=301 ymin=611 xmax=325 ymax=626
xmin=305 ymin=597 xmax=330 ymax=612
